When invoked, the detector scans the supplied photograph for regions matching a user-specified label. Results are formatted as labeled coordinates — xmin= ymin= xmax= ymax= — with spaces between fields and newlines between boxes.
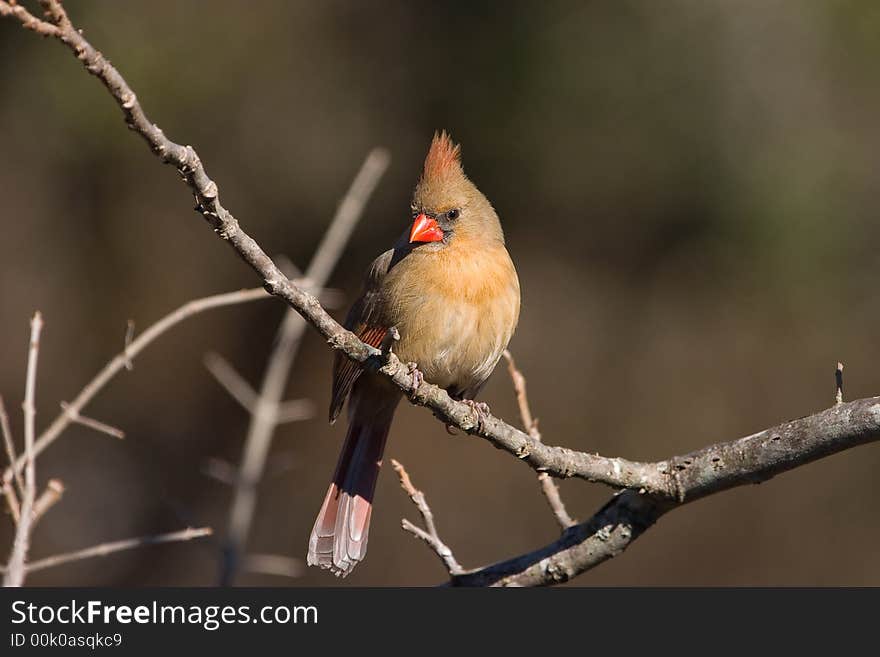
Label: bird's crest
xmin=422 ymin=130 xmax=462 ymax=185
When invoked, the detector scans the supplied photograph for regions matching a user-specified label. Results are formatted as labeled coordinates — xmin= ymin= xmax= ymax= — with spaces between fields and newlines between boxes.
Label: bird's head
xmin=408 ymin=131 xmax=504 ymax=248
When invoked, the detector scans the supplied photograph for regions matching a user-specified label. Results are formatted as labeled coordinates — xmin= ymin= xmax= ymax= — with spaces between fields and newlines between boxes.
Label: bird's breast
xmin=383 ymin=245 xmax=520 ymax=396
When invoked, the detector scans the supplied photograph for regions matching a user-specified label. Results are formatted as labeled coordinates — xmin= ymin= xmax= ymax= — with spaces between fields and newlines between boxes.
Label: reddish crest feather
xmin=422 ymin=130 xmax=462 ymax=184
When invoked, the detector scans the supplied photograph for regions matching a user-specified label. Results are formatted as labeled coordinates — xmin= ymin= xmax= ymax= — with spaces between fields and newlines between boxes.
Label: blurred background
xmin=1 ymin=0 xmax=879 ymax=586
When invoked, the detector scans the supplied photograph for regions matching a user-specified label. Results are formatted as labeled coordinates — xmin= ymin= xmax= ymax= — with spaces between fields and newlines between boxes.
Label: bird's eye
xmin=446 ymin=208 xmax=460 ymax=220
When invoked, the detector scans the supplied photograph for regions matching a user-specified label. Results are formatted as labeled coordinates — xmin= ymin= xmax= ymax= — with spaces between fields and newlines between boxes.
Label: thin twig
xmin=0 ymin=396 xmax=22 ymax=523
xmin=60 ymin=402 xmax=124 ymax=439
xmin=391 ymin=458 xmax=439 ymax=537
xmin=0 ymin=526 xmax=213 ymax=575
xmin=836 ymin=362 xmax=844 ymax=405
xmin=123 ymin=320 xmax=135 ymax=370
xmin=222 ymin=148 xmax=390 ymax=585
xmin=503 ymin=351 xmax=576 ymax=529
xmin=4 ymin=312 xmax=43 ymax=586
xmin=38 ymin=0 xmax=71 ymax=30
xmin=0 ymin=0 xmax=59 ymax=35
xmin=0 ymin=398 xmax=23 ymax=499
xmin=2 ymin=481 xmax=20 ymax=525
xmin=204 ymin=352 xmax=258 ymax=413
xmin=391 ymin=459 xmax=463 ymax=575
xmin=32 ymin=478 xmax=64 ymax=526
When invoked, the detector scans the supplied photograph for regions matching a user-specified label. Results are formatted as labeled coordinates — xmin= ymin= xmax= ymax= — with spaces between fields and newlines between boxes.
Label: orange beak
xmin=409 ymin=213 xmax=444 ymax=243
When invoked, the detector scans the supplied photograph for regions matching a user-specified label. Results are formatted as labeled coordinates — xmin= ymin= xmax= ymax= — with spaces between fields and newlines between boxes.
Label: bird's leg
xmin=406 ymin=362 xmax=424 ymax=392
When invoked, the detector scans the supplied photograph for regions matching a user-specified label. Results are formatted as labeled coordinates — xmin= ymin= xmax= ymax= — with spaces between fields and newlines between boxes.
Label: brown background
xmin=1 ymin=0 xmax=879 ymax=586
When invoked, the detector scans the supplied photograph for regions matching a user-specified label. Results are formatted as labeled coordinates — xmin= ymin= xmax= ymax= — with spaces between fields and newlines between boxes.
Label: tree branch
xmin=0 ymin=526 xmax=213 ymax=575
xmin=454 ymin=396 xmax=880 ymax=585
xmin=0 ymin=396 xmax=23 ymax=522
xmin=4 ymin=312 xmax=43 ymax=587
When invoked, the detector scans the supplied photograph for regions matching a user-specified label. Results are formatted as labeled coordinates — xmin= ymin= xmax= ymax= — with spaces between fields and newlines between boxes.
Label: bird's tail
xmin=308 ymin=394 xmax=397 ymax=577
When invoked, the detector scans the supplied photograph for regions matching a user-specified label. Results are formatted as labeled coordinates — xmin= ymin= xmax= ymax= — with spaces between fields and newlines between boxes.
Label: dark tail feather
xmin=308 ymin=404 xmax=395 ymax=577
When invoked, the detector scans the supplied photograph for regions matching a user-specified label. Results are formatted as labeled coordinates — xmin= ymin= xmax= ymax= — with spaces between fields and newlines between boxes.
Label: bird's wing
xmin=329 ymin=249 xmax=394 ymax=423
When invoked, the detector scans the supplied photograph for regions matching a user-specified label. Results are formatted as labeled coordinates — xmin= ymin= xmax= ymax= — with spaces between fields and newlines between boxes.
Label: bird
xmin=307 ymin=131 xmax=521 ymax=576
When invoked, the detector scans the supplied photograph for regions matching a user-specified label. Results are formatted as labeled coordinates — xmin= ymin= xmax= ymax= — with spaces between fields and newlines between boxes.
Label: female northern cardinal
xmin=308 ymin=132 xmax=521 ymax=576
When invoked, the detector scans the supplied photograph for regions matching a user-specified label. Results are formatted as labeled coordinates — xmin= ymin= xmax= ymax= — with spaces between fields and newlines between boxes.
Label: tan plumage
xmin=308 ymin=131 xmax=520 ymax=576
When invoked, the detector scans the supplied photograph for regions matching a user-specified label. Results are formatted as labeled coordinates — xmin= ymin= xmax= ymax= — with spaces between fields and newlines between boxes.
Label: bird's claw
xmin=406 ymin=362 xmax=424 ymax=392
xmin=462 ymin=399 xmax=491 ymax=428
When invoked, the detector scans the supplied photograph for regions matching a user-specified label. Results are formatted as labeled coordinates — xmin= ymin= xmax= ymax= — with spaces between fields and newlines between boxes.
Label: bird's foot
xmin=406 ymin=362 xmax=424 ymax=392
xmin=461 ymin=399 xmax=491 ymax=428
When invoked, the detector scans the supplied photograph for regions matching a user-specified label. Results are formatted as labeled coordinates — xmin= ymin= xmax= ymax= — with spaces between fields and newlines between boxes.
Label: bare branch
xmin=32 ymin=478 xmax=64 ymax=526
xmin=4 ymin=312 xmax=43 ymax=586
xmin=391 ymin=458 xmax=439 ymax=537
xmin=204 ymin=352 xmax=258 ymax=413
xmin=123 ymin=320 xmax=135 ymax=371
xmin=0 ymin=396 xmax=24 ymax=499
xmin=38 ymin=0 xmax=71 ymax=30
xmin=455 ymin=396 xmax=880 ymax=586
xmin=2 ymin=480 xmax=20 ymax=525
xmin=454 ymin=490 xmax=661 ymax=587
xmin=222 ymin=148 xmax=390 ymax=585
xmin=0 ymin=1 xmax=60 ymax=36
xmin=0 ymin=527 xmax=213 ymax=575
xmin=391 ymin=459 xmax=462 ymax=575
xmin=60 ymin=402 xmax=125 ymax=440
xmin=504 ymin=351 xmax=575 ymax=529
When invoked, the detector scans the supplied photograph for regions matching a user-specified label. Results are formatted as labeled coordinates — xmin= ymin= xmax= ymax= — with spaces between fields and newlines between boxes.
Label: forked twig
xmin=391 ymin=459 xmax=463 ymax=576
xmin=60 ymin=402 xmax=125 ymax=440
